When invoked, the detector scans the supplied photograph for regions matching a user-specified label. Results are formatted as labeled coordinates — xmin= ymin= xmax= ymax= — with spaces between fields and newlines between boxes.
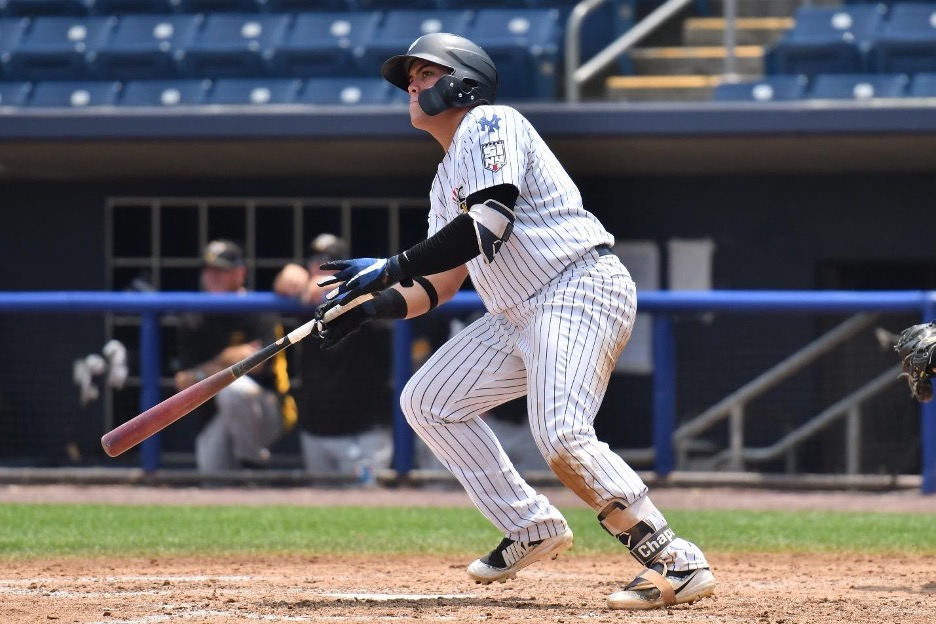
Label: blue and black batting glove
xmin=318 ymin=256 xmax=405 ymax=304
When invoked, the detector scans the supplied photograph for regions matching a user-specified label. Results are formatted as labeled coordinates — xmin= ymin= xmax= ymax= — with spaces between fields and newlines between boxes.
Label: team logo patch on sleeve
xmin=477 ymin=113 xmax=501 ymax=132
xmin=481 ymin=140 xmax=506 ymax=172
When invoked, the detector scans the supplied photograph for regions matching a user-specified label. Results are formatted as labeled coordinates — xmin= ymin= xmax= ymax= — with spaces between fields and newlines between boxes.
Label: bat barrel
xmin=100 ymin=316 xmax=320 ymax=458
xmin=100 ymin=368 xmax=235 ymax=457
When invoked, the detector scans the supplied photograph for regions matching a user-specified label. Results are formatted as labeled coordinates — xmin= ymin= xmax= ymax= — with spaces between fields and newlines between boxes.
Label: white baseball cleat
xmin=607 ymin=564 xmax=716 ymax=610
xmin=467 ymin=528 xmax=574 ymax=584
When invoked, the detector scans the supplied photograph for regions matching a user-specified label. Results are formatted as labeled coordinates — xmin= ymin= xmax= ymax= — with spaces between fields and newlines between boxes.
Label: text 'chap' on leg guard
xmin=597 ymin=496 xmax=675 ymax=568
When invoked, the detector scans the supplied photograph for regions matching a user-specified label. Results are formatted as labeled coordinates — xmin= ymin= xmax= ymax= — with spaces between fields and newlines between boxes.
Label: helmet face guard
xmin=416 ymin=72 xmax=489 ymax=115
xmin=381 ymin=33 xmax=497 ymax=116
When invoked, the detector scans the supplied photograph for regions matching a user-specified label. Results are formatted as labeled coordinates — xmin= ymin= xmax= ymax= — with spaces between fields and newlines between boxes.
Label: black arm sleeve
xmin=395 ymin=184 xmax=520 ymax=278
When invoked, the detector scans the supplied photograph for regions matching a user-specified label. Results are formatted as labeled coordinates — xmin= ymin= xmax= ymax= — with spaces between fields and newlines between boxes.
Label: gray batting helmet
xmin=380 ymin=33 xmax=498 ymax=116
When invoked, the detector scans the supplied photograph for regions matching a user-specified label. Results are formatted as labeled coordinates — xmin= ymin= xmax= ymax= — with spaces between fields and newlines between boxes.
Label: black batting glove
xmin=314 ymin=299 xmax=376 ymax=350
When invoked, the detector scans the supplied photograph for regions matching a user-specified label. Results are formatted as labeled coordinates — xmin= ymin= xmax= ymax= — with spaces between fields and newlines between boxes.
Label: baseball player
xmin=314 ymin=34 xmax=715 ymax=610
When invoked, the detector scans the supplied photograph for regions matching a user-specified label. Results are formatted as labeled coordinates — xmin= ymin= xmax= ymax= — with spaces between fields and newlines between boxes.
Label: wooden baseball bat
xmin=100 ymin=316 xmax=322 ymax=458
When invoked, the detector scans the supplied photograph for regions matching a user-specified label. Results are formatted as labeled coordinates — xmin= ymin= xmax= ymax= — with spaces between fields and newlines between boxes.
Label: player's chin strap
xmin=597 ymin=496 xmax=676 ymax=568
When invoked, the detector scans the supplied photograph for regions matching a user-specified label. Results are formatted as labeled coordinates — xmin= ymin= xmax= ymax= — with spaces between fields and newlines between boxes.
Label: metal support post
xmin=391 ymin=319 xmax=414 ymax=476
xmin=653 ymin=315 xmax=676 ymax=476
xmin=139 ymin=311 xmax=162 ymax=472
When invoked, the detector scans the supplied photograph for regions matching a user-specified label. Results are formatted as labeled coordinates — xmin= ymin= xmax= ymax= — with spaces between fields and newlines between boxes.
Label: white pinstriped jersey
xmin=428 ymin=104 xmax=615 ymax=313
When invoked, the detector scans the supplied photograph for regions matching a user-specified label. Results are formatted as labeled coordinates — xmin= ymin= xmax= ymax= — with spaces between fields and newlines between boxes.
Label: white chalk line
xmin=3 ymin=574 xmax=590 ymax=623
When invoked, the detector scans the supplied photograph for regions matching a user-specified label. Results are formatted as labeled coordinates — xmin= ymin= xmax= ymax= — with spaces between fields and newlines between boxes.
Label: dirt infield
xmin=2 ymin=485 xmax=935 ymax=623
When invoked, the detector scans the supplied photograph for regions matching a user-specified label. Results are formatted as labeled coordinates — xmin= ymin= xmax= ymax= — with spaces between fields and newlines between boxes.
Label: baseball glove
xmin=894 ymin=321 xmax=936 ymax=402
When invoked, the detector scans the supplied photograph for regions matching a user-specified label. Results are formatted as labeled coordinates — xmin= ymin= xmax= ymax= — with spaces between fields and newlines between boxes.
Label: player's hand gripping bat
xmin=100 ymin=316 xmax=327 ymax=457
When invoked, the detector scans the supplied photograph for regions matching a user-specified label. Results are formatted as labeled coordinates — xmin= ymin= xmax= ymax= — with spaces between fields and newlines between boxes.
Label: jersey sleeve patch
xmin=481 ymin=140 xmax=506 ymax=173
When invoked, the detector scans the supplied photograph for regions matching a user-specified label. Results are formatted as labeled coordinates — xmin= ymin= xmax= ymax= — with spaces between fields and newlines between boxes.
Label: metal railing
xmin=565 ymin=0 xmax=740 ymax=101
xmin=674 ymin=313 xmax=881 ymax=470
xmin=2 ymin=290 xmax=934 ymax=493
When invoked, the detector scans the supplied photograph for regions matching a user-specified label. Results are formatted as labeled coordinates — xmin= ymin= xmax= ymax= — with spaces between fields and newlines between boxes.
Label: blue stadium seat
xmin=205 ymin=76 xmax=301 ymax=103
xmin=711 ymin=75 xmax=808 ymax=101
xmin=268 ymin=11 xmax=380 ymax=78
xmin=909 ymin=71 xmax=936 ymax=96
xmin=26 ymin=78 xmax=119 ymax=105
xmin=869 ymin=3 xmax=936 ymax=74
xmin=173 ymin=0 xmax=262 ymax=15
xmin=117 ymin=78 xmax=209 ymax=105
xmin=765 ymin=5 xmax=886 ymax=77
xmin=807 ymin=72 xmax=909 ymax=99
xmin=177 ymin=13 xmax=290 ymax=78
xmin=0 ymin=80 xmax=31 ymax=105
xmin=465 ymin=8 xmax=562 ymax=100
xmin=441 ymin=0 xmax=526 ymax=8
xmin=357 ymin=0 xmax=438 ymax=9
xmin=260 ymin=0 xmax=348 ymax=12
xmin=298 ymin=76 xmax=402 ymax=104
xmin=0 ymin=0 xmax=89 ymax=17
xmin=537 ymin=0 xmax=635 ymax=65
xmin=0 ymin=19 xmax=28 ymax=73
xmin=85 ymin=0 xmax=175 ymax=15
xmin=4 ymin=15 xmax=115 ymax=81
xmin=93 ymin=14 xmax=202 ymax=80
xmin=842 ymin=0 xmax=901 ymax=8
xmin=357 ymin=10 xmax=474 ymax=74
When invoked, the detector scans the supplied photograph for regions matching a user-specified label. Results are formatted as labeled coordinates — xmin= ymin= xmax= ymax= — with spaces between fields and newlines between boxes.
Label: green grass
xmin=0 ymin=504 xmax=933 ymax=559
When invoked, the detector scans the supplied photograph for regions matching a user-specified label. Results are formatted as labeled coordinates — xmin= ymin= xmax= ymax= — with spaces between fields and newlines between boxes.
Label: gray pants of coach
xmin=195 ymin=376 xmax=283 ymax=472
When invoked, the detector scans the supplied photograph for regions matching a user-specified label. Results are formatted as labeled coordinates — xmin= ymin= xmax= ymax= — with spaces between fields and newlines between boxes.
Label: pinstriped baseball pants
xmin=401 ymin=252 xmax=647 ymax=543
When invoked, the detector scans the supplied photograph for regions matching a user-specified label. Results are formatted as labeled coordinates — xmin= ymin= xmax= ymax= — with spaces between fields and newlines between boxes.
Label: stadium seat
xmin=260 ymin=0 xmax=348 ymax=12
xmin=807 ymin=72 xmax=909 ymax=99
xmin=0 ymin=18 xmax=28 ymax=68
xmin=0 ymin=0 xmax=89 ymax=17
xmin=869 ymin=3 xmax=936 ymax=74
xmin=765 ymin=5 xmax=886 ymax=77
xmin=4 ymin=15 xmax=115 ymax=81
xmin=117 ymin=78 xmax=209 ymax=105
xmin=297 ymin=76 xmax=402 ymax=104
xmin=909 ymin=71 xmax=936 ymax=96
xmin=177 ymin=13 xmax=291 ymax=79
xmin=85 ymin=0 xmax=175 ymax=15
xmin=465 ymin=8 xmax=562 ymax=100
xmin=357 ymin=10 xmax=475 ymax=73
xmin=173 ymin=0 xmax=262 ymax=15
xmin=26 ymin=78 xmax=119 ymax=105
xmin=93 ymin=14 xmax=202 ymax=80
xmin=268 ymin=11 xmax=380 ymax=78
xmin=0 ymin=80 xmax=31 ymax=105
xmin=356 ymin=0 xmax=438 ymax=10
xmin=205 ymin=76 xmax=301 ymax=103
xmin=711 ymin=75 xmax=808 ymax=101
xmin=441 ymin=0 xmax=526 ymax=8
xmin=548 ymin=0 xmax=636 ymax=60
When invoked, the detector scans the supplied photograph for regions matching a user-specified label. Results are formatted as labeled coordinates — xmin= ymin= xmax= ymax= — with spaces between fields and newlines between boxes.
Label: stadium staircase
xmin=602 ymin=0 xmax=836 ymax=101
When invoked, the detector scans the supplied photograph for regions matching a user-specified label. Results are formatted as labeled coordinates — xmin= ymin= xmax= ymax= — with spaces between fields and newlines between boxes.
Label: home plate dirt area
xmin=1 ymin=484 xmax=934 ymax=624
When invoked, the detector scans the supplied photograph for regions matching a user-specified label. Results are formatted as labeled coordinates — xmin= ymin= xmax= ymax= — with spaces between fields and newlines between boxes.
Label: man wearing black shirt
xmin=175 ymin=240 xmax=296 ymax=472
xmin=273 ymin=234 xmax=392 ymax=484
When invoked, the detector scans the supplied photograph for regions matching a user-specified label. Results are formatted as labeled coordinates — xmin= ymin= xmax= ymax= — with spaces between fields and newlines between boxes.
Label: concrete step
xmin=627 ymin=45 xmax=764 ymax=76
xmin=683 ymin=16 xmax=793 ymax=46
xmin=604 ymin=74 xmax=726 ymax=101
xmin=707 ymin=0 xmax=840 ymax=18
